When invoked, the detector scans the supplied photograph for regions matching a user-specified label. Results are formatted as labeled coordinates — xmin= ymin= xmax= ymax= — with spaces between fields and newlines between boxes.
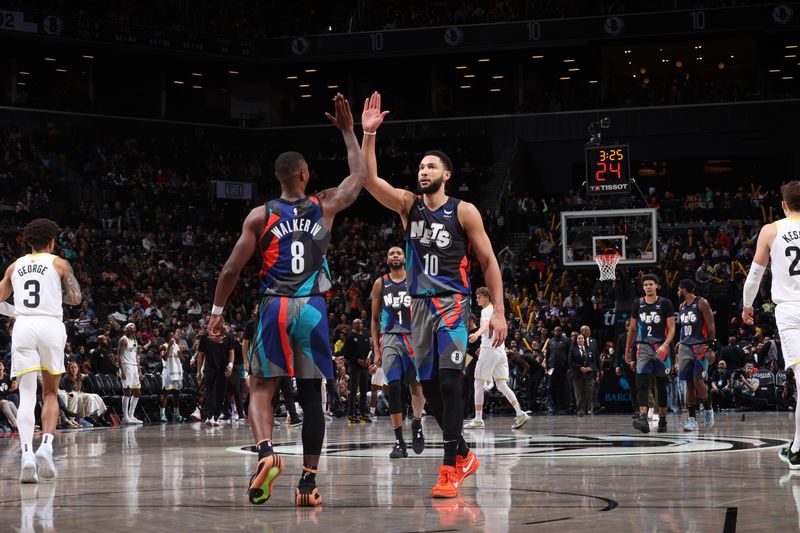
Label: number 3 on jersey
xmin=423 ymin=253 xmax=438 ymax=276
xmin=23 ymin=279 xmax=40 ymax=308
xmin=291 ymin=242 xmax=305 ymax=274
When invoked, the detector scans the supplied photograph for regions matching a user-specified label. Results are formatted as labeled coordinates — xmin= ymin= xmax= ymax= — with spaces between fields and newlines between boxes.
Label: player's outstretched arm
xmin=55 ymin=258 xmax=82 ymax=305
xmin=460 ymin=201 xmax=507 ymax=347
xmin=0 ymin=263 xmax=14 ymax=302
xmin=360 ymin=92 xmax=415 ymax=219
xmin=742 ymin=222 xmax=775 ymax=325
xmin=318 ymin=93 xmax=367 ymax=219
xmin=208 ymin=207 xmax=263 ymax=338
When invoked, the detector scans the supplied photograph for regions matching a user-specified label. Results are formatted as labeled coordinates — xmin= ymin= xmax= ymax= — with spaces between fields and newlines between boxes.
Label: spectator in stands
xmin=60 ymin=361 xmax=109 ymax=427
xmin=546 ymin=326 xmax=570 ymax=414
xmin=0 ymin=361 xmax=18 ymax=430
xmin=710 ymin=360 xmax=733 ymax=409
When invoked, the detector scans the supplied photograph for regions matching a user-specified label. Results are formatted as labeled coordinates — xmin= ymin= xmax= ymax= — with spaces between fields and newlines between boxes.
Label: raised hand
xmin=361 ymin=91 xmax=389 ymax=133
xmin=324 ymin=93 xmax=354 ymax=132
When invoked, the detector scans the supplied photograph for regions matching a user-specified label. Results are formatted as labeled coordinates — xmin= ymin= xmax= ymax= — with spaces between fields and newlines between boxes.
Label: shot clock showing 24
xmin=585 ymin=145 xmax=631 ymax=194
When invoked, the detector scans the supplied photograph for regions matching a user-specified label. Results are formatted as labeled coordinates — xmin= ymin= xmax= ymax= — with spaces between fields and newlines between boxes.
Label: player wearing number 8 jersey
xmin=0 ymin=218 xmax=82 ymax=483
xmin=743 ymin=181 xmax=800 ymax=469
xmin=360 ymin=92 xmax=507 ymax=498
xmin=206 ymin=93 xmax=370 ymax=506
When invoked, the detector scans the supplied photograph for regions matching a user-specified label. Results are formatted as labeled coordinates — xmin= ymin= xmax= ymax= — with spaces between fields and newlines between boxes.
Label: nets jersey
xmin=405 ymin=196 xmax=471 ymax=297
xmin=380 ymin=275 xmax=411 ymax=334
xmin=633 ymin=296 xmax=674 ymax=344
xmin=11 ymin=253 xmax=62 ymax=319
xmin=770 ymin=218 xmax=800 ymax=305
xmin=259 ymin=196 xmax=332 ymax=298
xmin=679 ymin=298 xmax=709 ymax=345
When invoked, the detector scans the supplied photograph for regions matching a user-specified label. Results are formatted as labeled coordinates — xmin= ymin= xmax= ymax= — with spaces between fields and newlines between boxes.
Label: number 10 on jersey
xmin=423 ymin=253 xmax=439 ymax=276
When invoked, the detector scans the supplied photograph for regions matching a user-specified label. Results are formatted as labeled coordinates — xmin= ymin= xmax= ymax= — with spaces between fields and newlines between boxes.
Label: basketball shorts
xmin=635 ymin=342 xmax=671 ymax=377
xmin=474 ymin=346 xmax=510 ymax=382
xmin=121 ymin=363 xmax=141 ymax=389
xmin=381 ymin=333 xmax=418 ymax=385
xmin=162 ymin=371 xmax=183 ymax=391
xmin=249 ymin=295 xmax=333 ymax=380
xmin=677 ymin=343 xmax=710 ymax=381
xmin=10 ymin=315 xmax=66 ymax=378
xmin=776 ymin=302 xmax=800 ymax=371
xmin=410 ymin=294 xmax=469 ymax=381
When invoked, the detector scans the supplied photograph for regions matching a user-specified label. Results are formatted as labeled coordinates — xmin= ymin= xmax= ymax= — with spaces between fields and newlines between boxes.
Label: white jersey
xmin=770 ymin=218 xmax=800 ymax=304
xmin=11 ymin=253 xmax=63 ymax=319
xmin=120 ymin=336 xmax=139 ymax=366
xmin=480 ymin=305 xmax=503 ymax=352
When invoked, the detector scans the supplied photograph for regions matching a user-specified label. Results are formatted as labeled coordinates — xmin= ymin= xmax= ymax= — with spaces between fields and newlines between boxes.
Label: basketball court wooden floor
xmin=0 ymin=412 xmax=798 ymax=532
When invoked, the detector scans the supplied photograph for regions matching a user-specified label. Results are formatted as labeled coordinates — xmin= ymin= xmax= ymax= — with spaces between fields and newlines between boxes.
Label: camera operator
xmin=733 ymin=363 xmax=767 ymax=409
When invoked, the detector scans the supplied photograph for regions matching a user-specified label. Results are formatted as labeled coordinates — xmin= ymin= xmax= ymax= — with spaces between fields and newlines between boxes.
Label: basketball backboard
xmin=560 ymin=208 xmax=658 ymax=267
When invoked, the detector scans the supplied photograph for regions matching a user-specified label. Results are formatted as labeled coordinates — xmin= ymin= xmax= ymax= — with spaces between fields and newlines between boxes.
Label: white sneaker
xmin=20 ymin=452 xmax=38 ymax=484
xmin=682 ymin=418 xmax=699 ymax=432
xmin=131 ymin=417 xmax=144 ymax=425
xmin=647 ymin=407 xmax=654 ymax=421
xmin=35 ymin=446 xmax=56 ymax=480
xmin=121 ymin=417 xmax=134 ymax=425
xmin=703 ymin=409 xmax=715 ymax=429
xmin=512 ymin=412 xmax=530 ymax=429
xmin=463 ymin=419 xmax=485 ymax=429
xmin=205 ymin=419 xmax=215 ymax=427
xmin=651 ymin=414 xmax=659 ymax=425
xmin=212 ymin=418 xmax=221 ymax=426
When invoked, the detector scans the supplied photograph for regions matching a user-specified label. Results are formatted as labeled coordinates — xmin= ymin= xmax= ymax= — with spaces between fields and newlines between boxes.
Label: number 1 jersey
xmin=405 ymin=196 xmax=471 ymax=297
xmin=259 ymin=196 xmax=332 ymax=298
xmin=770 ymin=217 xmax=800 ymax=305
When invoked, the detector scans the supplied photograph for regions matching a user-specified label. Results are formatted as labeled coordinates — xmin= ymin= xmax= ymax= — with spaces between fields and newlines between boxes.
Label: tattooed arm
xmin=55 ymin=258 xmax=82 ymax=305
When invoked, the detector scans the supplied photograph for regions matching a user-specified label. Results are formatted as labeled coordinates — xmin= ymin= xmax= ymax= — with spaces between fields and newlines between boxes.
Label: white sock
xmin=473 ymin=379 xmax=484 ymax=416
xmin=122 ymin=396 xmax=131 ymax=419
xmin=793 ymin=364 xmax=800 ymax=454
xmin=130 ymin=396 xmax=140 ymax=419
xmin=474 ymin=409 xmax=483 ymax=422
xmin=160 ymin=407 xmax=165 ymax=417
xmin=17 ymin=372 xmax=37 ymax=456
xmin=495 ymin=380 xmax=524 ymax=416
xmin=39 ymin=433 xmax=54 ymax=452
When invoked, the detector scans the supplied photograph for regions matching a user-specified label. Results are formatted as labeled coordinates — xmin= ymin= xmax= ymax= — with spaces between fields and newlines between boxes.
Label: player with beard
xmin=360 ymin=92 xmax=507 ymax=498
xmin=370 ymin=246 xmax=426 ymax=458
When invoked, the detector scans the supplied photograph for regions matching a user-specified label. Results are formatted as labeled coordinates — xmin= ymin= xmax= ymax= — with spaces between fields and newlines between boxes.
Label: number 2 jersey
xmin=632 ymin=296 xmax=674 ymax=344
xmin=405 ymin=196 xmax=471 ymax=297
xmin=259 ymin=196 xmax=332 ymax=298
xmin=11 ymin=253 xmax=63 ymax=319
xmin=770 ymin=217 xmax=800 ymax=305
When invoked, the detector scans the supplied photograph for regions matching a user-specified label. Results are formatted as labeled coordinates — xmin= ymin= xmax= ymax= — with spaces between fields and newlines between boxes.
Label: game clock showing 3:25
xmin=585 ymin=145 xmax=631 ymax=194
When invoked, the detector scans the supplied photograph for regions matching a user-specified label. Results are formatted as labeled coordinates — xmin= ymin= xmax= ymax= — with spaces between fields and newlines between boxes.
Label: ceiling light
xmin=628 ymin=61 xmax=632 ymax=65
xmin=769 ymin=69 xmax=781 ymax=72
xmin=456 ymin=65 xmax=468 ymax=69
xmin=490 ymin=88 xmax=501 ymax=92
xmin=16 ymin=81 xmax=26 ymax=86
xmin=327 ymin=84 xmax=338 ymax=88
xmin=460 ymin=85 xmax=472 ymax=88
xmin=589 ymin=80 xmax=598 ymax=84
xmin=563 ymin=59 xmax=576 ymax=63
xmin=286 ymin=75 xmax=298 ymax=80
xmin=304 ymin=69 xmax=317 ymax=73
xmin=18 ymin=71 xmax=30 ymax=75
xmin=464 ymin=74 xmax=475 ymax=78
xmin=569 ymin=68 xmax=580 ymax=72
xmin=301 ymin=94 xmax=312 ymax=98
xmin=639 ymin=67 xmax=647 ymax=74
xmin=782 ymin=76 xmax=794 ymax=80
xmin=44 ymin=57 xmax=56 ymax=62
xmin=82 ymin=55 xmax=94 ymax=59
xmin=55 ymin=68 xmax=67 ymax=72
xmin=559 ymin=76 xmax=571 ymax=80
xmin=786 ymin=54 xmax=798 ymax=58
xmin=228 ymin=70 xmax=239 ymax=75
xmin=192 ymin=72 xmax=203 ymax=77
xmin=696 ymin=56 xmax=703 ymax=60
xmin=531 ymin=55 xmax=544 ymax=59
xmin=730 ymin=55 xmax=735 ymax=59
xmin=173 ymin=80 xmax=185 ymax=84
xmin=478 ymin=58 xmax=490 ymax=62
xmin=786 ymin=45 xmax=798 ymax=49
xmin=192 ymin=85 xmax=202 ymax=89
xmin=492 ymin=75 xmax=504 ymax=79
xmin=299 ymin=84 xmax=310 ymax=87
xmin=675 ymin=60 xmax=684 ymax=68
xmin=718 ymin=63 xmax=726 ymax=69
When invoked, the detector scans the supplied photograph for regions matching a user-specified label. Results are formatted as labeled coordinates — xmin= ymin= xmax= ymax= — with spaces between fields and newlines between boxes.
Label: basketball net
xmin=594 ymin=250 xmax=621 ymax=281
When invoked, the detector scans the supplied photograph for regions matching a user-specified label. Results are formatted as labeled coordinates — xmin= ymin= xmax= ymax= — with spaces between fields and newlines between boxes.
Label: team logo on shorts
xmin=230 ymin=434 xmax=786 ymax=458
xmin=450 ymin=351 xmax=464 ymax=364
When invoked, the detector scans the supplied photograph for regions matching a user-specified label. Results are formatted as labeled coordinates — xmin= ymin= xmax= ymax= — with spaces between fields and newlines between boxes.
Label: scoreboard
xmin=585 ymin=145 xmax=631 ymax=195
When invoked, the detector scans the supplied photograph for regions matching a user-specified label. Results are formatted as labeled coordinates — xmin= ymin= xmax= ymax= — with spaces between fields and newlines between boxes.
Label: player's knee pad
xmin=636 ymin=374 xmax=651 ymax=406
xmin=387 ymin=380 xmax=403 ymax=414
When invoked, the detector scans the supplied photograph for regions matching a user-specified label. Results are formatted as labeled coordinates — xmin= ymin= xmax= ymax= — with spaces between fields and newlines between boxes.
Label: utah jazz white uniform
xmin=10 ymin=253 xmax=67 ymax=378
xmin=770 ymin=217 xmax=800 ymax=369
xmin=120 ymin=337 xmax=141 ymax=389
xmin=474 ymin=305 xmax=509 ymax=382
xmin=161 ymin=341 xmax=183 ymax=391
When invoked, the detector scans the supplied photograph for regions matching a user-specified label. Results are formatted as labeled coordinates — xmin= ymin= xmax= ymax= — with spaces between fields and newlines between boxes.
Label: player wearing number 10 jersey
xmin=206 ymin=93 xmax=370 ymax=507
xmin=360 ymin=92 xmax=507 ymax=499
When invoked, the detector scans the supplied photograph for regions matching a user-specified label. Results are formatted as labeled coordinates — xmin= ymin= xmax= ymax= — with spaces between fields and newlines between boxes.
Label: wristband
xmin=363 ymin=130 xmax=376 ymax=136
xmin=211 ymin=305 xmax=224 ymax=316
xmin=227 ymin=362 xmax=234 ymax=369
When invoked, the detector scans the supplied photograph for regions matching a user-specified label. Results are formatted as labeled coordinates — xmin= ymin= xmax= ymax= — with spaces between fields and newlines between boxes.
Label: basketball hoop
xmin=594 ymin=249 xmax=622 ymax=281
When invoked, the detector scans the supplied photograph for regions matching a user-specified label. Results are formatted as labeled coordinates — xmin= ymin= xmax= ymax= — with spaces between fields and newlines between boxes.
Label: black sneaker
xmin=657 ymin=417 xmax=668 ymax=433
xmin=789 ymin=449 xmax=800 ymax=470
xmin=633 ymin=413 xmax=650 ymax=433
xmin=411 ymin=419 xmax=425 ymax=455
xmin=290 ymin=416 xmax=304 ymax=428
xmin=348 ymin=415 xmax=359 ymax=424
xmin=360 ymin=414 xmax=372 ymax=424
xmin=389 ymin=440 xmax=408 ymax=459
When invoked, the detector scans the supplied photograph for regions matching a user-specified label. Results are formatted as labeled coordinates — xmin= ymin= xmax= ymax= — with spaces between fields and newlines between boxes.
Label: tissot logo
xmin=229 ymin=434 xmax=785 ymax=459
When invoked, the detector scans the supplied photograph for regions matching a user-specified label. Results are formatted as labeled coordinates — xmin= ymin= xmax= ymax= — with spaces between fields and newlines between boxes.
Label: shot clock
xmin=585 ymin=145 xmax=631 ymax=194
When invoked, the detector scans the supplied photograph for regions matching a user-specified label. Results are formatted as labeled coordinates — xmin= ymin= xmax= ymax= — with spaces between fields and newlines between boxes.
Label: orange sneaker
xmin=431 ymin=495 xmax=482 ymax=527
xmin=247 ymin=454 xmax=284 ymax=504
xmin=295 ymin=484 xmax=323 ymax=507
xmin=431 ymin=465 xmax=460 ymax=498
xmin=455 ymin=450 xmax=479 ymax=486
